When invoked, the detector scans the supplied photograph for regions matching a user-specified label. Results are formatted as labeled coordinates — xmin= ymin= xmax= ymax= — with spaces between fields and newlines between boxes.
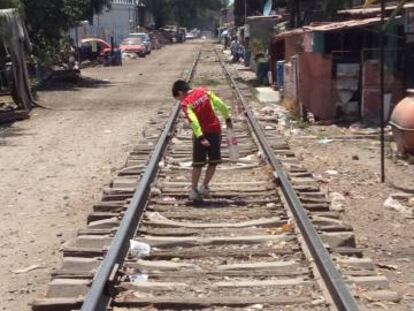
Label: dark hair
xmin=172 ymin=80 xmax=191 ymax=98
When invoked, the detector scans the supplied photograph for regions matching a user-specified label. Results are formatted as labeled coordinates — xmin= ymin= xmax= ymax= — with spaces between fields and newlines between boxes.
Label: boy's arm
xmin=183 ymin=104 xmax=204 ymax=138
xmin=208 ymin=91 xmax=233 ymax=127
xmin=208 ymin=91 xmax=231 ymax=119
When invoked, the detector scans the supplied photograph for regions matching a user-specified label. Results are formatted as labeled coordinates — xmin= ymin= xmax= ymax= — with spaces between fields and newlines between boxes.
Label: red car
xmin=80 ymin=38 xmax=113 ymax=61
xmin=120 ymin=37 xmax=146 ymax=58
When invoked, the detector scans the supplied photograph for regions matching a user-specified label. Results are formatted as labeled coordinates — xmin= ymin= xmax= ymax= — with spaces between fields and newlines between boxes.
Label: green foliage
xmin=143 ymin=0 xmax=170 ymax=28
xmin=170 ymin=0 xmax=227 ymax=28
xmin=0 ymin=0 xmax=109 ymax=66
xmin=144 ymin=0 xmax=228 ymax=29
xmin=0 ymin=0 xmax=22 ymax=10
xmin=251 ymin=39 xmax=265 ymax=55
xmin=234 ymin=0 xmax=354 ymax=26
xmin=0 ymin=0 xmax=226 ymax=66
xmin=385 ymin=0 xmax=409 ymax=30
xmin=234 ymin=0 xmax=265 ymax=25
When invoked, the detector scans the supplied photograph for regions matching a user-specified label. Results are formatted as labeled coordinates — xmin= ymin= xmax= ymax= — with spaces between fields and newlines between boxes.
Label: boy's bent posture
xmin=172 ymin=80 xmax=233 ymax=201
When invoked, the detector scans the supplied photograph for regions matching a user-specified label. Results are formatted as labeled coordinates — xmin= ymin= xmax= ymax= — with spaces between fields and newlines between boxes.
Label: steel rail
xmin=215 ymin=49 xmax=359 ymax=311
xmin=80 ymin=49 xmax=201 ymax=311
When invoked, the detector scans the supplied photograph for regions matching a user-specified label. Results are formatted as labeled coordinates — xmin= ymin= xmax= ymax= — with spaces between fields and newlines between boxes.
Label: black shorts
xmin=193 ymin=133 xmax=222 ymax=167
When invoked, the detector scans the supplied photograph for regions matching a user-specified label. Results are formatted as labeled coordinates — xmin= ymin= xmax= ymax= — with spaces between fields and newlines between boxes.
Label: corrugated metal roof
xmin=309 ymin=17 xmax=382 ymax=31
xmin=274 ymin=28 xmax=306 ymax=40
xmin=274 ymin=17 xmax=383 ymax=40
xmin=338 ymin=2 xmax=414 ymax=15
xmin=246 ymin=15 xmax=282 ymax=21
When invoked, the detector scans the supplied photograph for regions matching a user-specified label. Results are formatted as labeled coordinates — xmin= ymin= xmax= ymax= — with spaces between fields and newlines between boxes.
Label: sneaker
xmin=189 ymin=189 xmax=203 ymax=201
xmin=199 ymin=185 xmax=211 ymax=198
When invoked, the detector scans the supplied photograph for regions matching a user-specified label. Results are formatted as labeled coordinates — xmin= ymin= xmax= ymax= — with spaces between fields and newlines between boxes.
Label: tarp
xmin=263 ymin=0 xmax=272 ymax=16
xmin=0 ymin=9 xmax=34 ymax=111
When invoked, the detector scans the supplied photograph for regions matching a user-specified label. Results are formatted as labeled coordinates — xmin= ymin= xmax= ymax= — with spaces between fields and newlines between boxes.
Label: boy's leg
xmin=203 ymin=164 xmax=217 ymax=187
xmin=191 ymin=135 xmax=207 ymax=200
xmin=203 ymin=133 xmax=222 ymax=188
xmin=192 ymin=166 xmax=203 ymax=190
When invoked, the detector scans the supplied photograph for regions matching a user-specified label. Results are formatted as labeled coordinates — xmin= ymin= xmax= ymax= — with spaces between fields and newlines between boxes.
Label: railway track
xmin=33 ymin=43 xmax=405 ymax=311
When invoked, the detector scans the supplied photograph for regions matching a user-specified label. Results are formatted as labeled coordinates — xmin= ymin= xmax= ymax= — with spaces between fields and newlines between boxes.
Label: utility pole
xmin=290 ymin=0 xmax=300 ymax=28
xmin=244 ymin=0 xmax=247 ymax=24
xmin=380 ymin=0 xmax=386 ymax=183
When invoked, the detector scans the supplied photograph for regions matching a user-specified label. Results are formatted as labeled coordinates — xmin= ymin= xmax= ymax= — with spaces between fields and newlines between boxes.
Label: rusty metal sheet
xmin=274 ymin=17 xmax=385 ymax=40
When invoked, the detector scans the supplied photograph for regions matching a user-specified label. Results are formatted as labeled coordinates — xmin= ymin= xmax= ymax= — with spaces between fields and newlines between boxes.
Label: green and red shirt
xmin=180 ymin=88 xmax=231 ymax=138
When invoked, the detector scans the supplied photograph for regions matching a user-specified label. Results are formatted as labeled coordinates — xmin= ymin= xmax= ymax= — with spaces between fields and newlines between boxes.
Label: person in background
xmin=172 ymin=80 xmax=233 ymax=201
xmin=68 ymin=39 xmax=79 ymax=70
xmin=254 ymin=49 xmax=270 ymax=86
xmin=237 ymin=42 xmax=245 ymax=64
xmin=222 ymin=30 xmax=230 ymax=50
xmin=230 ymin=37 xmax=241 ymax=63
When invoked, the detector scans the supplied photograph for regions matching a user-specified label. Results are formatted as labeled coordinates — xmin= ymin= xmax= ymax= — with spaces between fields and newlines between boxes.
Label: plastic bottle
xmin=226 ymin=128 xmax=239 ymax=162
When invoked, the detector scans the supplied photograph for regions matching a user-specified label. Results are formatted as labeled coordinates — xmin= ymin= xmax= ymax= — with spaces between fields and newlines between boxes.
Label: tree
xmin=234 ymin=0 xmax=266 ymax=26
xmin=0 ymin=0 xmax=110 ymax=66
xmin=144 ymin=0 xmax=228 ymax=29
xmin=0 ymin=0 xmax=19 ymax=9
xmin=0 ymin=0 xmax=21 ymax=9
xmin=143 ymin=0 xmax=171 ymax=28
xmin=234 ymin=0 xmax=355 ymax=27
xmin=0 ymin=0 xmax=227 ymax=66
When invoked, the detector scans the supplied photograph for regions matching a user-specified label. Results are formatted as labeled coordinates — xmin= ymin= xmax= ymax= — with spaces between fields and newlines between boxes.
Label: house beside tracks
xmin=262 ymin=2 xmax=414 ymax=124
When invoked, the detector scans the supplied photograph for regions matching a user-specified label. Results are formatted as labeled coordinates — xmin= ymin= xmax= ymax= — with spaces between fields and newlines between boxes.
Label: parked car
xmin=186 ymin=28 xmax=201 ymax=40
xmin=126 ymin=33 xmax=152 ymax=54
xmin=161 ymin=26 xmax=178 ymax=43
xmin=79 ymin=38 xmax=112 ymax=62
xmin=120 ymin=37 xmax=146 ymax=57
xmin=185 ymin=32 xmax=195 ymax=40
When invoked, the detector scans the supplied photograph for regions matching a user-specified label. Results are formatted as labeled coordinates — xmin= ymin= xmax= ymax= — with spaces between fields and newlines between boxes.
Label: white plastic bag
xmin=130 ymin=273 xmax=149 ymax=283
xmin=384 ymin=196 xmax=412 ymax=215
xmin=226 ymin=128 xmax=239 ymax=162
xmin=129 ymin=240 xmax=151 ymax=258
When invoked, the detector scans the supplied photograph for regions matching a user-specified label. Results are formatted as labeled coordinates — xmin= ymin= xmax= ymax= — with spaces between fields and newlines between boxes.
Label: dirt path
xmin=0 ymin=42 xmax=198 ymax=311
xmin=288 ymin=129 xmax=414 ymax=310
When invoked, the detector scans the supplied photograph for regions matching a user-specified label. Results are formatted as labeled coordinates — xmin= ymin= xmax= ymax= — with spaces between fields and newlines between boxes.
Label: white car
xmin=185 ymin=33 xmax=195 ymax=40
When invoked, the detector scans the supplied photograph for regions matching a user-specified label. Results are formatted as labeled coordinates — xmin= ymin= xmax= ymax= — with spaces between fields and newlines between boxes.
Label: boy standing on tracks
xmin=172 ymin=80 xmax=233 ymax=201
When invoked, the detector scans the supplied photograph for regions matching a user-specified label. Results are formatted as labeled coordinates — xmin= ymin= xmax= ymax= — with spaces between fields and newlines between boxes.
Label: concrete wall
xmin=284 ymin=59 xmax=298 ymax=105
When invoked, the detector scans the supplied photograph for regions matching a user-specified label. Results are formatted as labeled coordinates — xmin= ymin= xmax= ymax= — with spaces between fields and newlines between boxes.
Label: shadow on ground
xmin=0 ymin=126 xmax=32 ymax=146
xmin=38 ymin=76 xmax=114 ymax=92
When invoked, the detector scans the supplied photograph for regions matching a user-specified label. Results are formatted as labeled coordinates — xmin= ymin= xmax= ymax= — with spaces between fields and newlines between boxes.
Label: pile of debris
xmin=384 ymin=193 xmax=414 ymax=217
xmin=0 ymin=96 xmax=17 ymax=112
